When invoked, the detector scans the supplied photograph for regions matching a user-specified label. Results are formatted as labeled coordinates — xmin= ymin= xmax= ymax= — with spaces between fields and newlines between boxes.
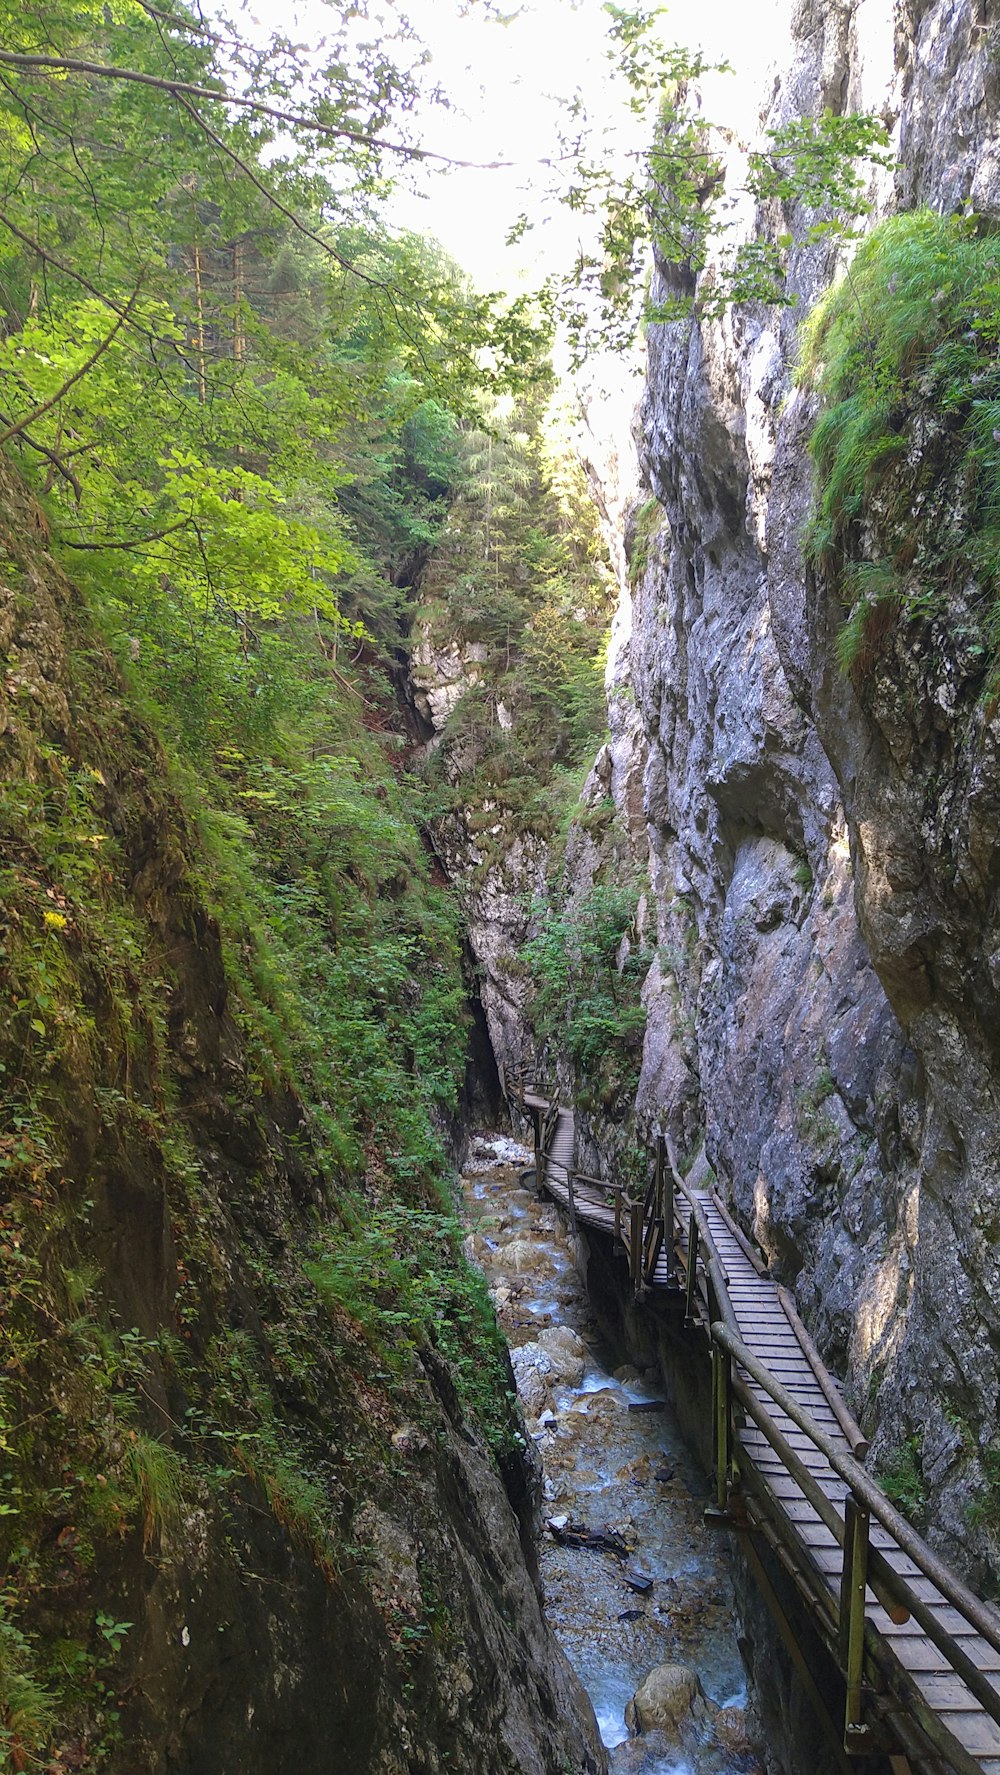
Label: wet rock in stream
xmin=461 ymin=1139 xmax=763 ymax=1775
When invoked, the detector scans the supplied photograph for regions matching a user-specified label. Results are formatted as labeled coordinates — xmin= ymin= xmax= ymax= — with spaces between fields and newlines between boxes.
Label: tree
xmin=525 ymin=4 xmax=894 ymax=360
xmin=0 ymin=0 xmax=562 ymax=720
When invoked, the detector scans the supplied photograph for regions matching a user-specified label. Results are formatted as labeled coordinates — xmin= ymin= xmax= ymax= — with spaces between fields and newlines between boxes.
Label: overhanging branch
xmin=0 ymin=50 xmax=517 ymax=169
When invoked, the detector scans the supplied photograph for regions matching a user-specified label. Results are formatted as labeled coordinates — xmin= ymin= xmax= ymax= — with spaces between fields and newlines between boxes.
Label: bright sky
xmin=389 ymin=0 xmax=787 ymax=290
xmin=254 ymin=0 xmax=788 ymax=296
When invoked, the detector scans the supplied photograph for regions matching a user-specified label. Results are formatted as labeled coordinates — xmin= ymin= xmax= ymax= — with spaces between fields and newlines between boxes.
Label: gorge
xmin=3 ymin=0 xmax=1000 ymax=1771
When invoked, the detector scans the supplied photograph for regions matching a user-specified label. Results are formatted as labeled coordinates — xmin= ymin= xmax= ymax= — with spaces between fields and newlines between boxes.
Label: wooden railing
xmin=498 ymin=1059 xmax=534 ymax=1111
xmin=686 ymin=1193 xmax=1000 ymax=1774
xmin=498 ymin=1062 xmax=1000 ymax=1772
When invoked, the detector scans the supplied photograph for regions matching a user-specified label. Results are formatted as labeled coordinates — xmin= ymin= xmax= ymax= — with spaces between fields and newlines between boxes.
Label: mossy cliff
xmin=0 ymin=456 xmax=603 ymax=1775
xmin=584 ymin=0 xmax=1000 ymax=1602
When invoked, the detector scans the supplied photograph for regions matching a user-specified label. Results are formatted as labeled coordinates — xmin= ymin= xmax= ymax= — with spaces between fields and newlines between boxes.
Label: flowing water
xmin=461 ymin=1135 xmax=761 ymax=1775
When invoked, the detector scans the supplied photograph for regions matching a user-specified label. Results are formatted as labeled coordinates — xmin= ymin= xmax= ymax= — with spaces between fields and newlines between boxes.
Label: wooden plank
xmin=738 ymin=1337 xmax=809 ymax=1353
xmin=795 ymin=1522 xmax=842 ymax=1549
xmin=918 ymin=1676 xmax=1000 ymax=1711
xmin=886 ymin=1640 xmax=955 ymax=1674
xmin=937 ymin=1714 xmax=1000 ymax=1754
xmin=880 ymin=1607 xmax=985 ymax=1639
xmin=741 ymin=1426 xmax=843 ymax=1456
xmin=742 ymin=1393 xmax=843 ymax=1427
xmin=773 ymin=1498 xmax=835 ymax=1526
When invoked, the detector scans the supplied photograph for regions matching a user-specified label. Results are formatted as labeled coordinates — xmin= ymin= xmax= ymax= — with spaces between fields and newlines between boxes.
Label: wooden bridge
xmin=500 ymin=1066 xmax=1000 ymax=1775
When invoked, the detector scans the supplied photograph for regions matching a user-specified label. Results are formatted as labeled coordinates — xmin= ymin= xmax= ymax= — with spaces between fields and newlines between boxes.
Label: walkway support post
xmin=662 ymin=1138 xmax=675 ymax=1284
xmin=841 ymin=1494 xmax=871 ymax=1748
xmin=685 ymin=1211 xmax=700 ymax=1324
xmin=630 ymin=1197 xmax=643 ymax=1293
xmin=711 ymin=1341 xmax=731 ymax=1513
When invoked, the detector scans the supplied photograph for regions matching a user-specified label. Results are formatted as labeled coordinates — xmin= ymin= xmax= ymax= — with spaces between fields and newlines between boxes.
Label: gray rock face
xmin=606 ymin=0 xmax=1000 ymax=1583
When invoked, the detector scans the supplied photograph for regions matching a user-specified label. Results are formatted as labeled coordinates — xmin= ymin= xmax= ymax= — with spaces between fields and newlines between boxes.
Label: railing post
xmin=630 ymin=1198 xmax=643 ymax=1292
xmin=533 ymin=1110 xmax=542 ymax=1194
xmin=568 ymin=1172 xmax=577 ymax=1236
xmin=654 ymin=1135 xmax=664 ymax=1220
xmin=711 ymin=1341 xmax=731 ymax=1514
xmin=685 ymin=1211 xmax=699 ymax=1323
xmin=840 ymin=1494 xmax=871 ymax=1748
xmin=661 ymin=1136 xmax=675 ymax=1285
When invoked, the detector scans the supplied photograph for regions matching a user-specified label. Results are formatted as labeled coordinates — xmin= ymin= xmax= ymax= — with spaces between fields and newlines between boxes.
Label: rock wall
xmin=614 ymin=0 xmax=1000 ymax=1585
xmin=0 ymin=459 xmax=604 ymax=1775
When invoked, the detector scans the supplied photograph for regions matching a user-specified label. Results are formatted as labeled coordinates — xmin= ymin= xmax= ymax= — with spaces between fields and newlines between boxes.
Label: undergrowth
xmin=521 ymin=878 xmax=649 ymax=1111
xmin=0 ymin=484 xmax=506 ymax=1766
xmin=800 ymin=209 xmax=1000 ymax=677
xmin=878 ymin=1434 xmax=926 ymax=1520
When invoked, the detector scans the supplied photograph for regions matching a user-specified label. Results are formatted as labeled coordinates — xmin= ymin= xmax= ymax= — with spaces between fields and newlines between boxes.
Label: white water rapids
xmin=461 ymin=1135 xmax=760 ymax=1775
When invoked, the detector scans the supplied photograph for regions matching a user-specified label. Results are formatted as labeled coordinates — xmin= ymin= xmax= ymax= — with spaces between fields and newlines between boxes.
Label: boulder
xmin=714 ymin=1704 xmax=753 ymax=1757
xmin=494 ymin=1238 xmax=546 ymax=1274
xmin=509 ymin=1343 xmax=556 ymax=1416
xmin=535 ymin=1325 xmax=587 ymax=1386
xmin=625 ymin=1662 xmax=710 ymax=1738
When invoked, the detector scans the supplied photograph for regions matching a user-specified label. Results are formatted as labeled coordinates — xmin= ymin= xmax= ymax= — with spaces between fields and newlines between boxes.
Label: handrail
xmin=674 ymin=1178 xmax=738 ymax=1335
xmin=727 ymin=1365 xmax=988 ymax=1775
xmin=712 ymin=1320 xmax=1000 ymax=1661
xmin=521 ymin=1089 xmax=1000 ymax=1768
xmin=776 ymin=1284 xmax=869 ymax=1460
xmin=682 ymin=1180 xmax=1000 ymax=1768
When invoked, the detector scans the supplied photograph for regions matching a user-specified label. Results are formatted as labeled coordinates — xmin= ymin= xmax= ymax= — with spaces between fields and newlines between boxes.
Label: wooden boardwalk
xmin=503 ymin=1076 xmax=1000 ymax=1775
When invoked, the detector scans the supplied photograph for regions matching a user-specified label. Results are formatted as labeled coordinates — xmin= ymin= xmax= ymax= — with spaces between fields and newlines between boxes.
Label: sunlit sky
xmin=252 ymin=0 xmax=787 ymax=294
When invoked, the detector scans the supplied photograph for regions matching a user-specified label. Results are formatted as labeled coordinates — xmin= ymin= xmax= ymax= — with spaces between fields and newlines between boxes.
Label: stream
xmin=461 ymin=1134 xmax=761 ymax=1775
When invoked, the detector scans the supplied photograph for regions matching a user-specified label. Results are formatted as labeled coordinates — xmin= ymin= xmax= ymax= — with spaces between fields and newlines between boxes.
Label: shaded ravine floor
xmin=461 ymin=1135 xmax=763 ymax=1775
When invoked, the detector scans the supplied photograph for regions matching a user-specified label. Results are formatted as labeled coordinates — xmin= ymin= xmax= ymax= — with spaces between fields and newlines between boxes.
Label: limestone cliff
xmin=609 ymin=0 xmax=1000 ymax=1588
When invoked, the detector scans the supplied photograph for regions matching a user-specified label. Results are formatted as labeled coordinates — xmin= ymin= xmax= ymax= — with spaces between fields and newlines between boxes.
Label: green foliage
xmin=542 ymin=4 xmax=891 ymax=356
xmin=306 ymin=1202 xmax=518 ymax=1457
xmin=628 ymin=495 xmax=666 ymax=586
xmin=121 ymin=1433 xmax=183 ymax=1551
xmin=800 ymin=209 xmax=1000 ymax=674
xmin=879 ymin=1435 xmax=926 ymax=1519
xmin=420 ymin=388 xmax=615 ymax=843
xmin=522 ymin=880 xmax=649 ymax=1106
xmin=0 ymin=367 xmax=500 ymax=1764
xmin=0 ymin=0 xmax=551 ymax=690
xmin=747 ymin=113 xmax=893 ymax=222
xmin=967 ymin=1445 xmax=1000 ymax=1533
xmin=0 ymin=1607 xmax=58 ymax=1769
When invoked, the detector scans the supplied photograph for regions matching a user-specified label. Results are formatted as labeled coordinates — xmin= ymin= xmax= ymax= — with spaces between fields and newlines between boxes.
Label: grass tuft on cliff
xmin=799 ymin=208 xmax=1000 ymax=677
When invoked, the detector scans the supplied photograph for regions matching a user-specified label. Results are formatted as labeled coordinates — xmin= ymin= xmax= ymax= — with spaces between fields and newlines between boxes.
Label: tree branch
xmin=0 ymin=50 xmax=517 ymax=169
xmin=0 ymin=207 xmax=135 ymax=318
xmin=133 ymin=0 xmax=235 ymax=51
xmin=0 ymin=283 xmax=143 ymax=448
xmin=59 ymin=516 xmax=194 ymax=550
xmin=171 ymin=92 xmax=394 ymax=296
xmin=0 ymin=415 xmax=82 ymax=499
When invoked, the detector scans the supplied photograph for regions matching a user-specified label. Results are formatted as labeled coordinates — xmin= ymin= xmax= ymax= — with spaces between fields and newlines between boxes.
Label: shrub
xmin=800 ymin=210 xmax=1000 ymax=674
xmin=522 ymin=881 xmax=649 ymax=1100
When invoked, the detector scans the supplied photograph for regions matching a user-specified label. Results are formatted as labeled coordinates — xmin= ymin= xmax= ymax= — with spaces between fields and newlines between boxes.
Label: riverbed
xmin=461 ymin=1134 xmax=760 ymax=1775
